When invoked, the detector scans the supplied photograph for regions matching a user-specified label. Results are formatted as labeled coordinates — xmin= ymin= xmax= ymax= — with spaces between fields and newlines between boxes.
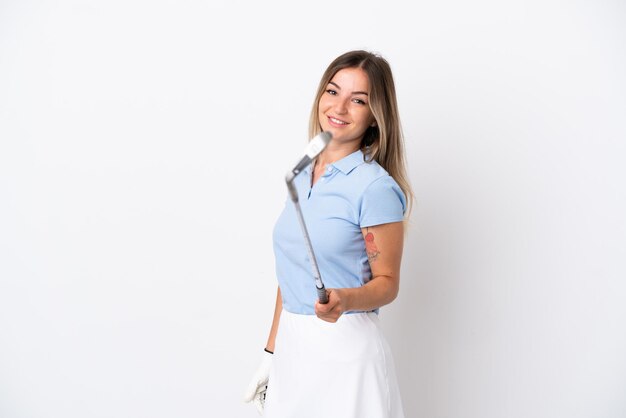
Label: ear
xmin=370 ymin=119 xmax=377 ymax=127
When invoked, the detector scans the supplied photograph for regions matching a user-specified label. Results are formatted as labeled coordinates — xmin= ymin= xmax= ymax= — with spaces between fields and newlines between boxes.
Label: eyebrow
xmin=328 ymin=81 xmax=369 ymax=96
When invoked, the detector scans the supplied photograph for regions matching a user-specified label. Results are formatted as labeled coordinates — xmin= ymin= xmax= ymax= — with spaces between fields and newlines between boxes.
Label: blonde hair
xmin=309 ymin=50 xmax=414 ymax=215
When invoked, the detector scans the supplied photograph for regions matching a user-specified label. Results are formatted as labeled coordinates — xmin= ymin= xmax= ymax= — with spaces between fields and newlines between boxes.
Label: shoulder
xmin=331 ymin=151 xmax=405 ymax=213
xmin=350 ymin=159 xmax=392 ymax=189
xmin=357 ymin=163 xmax=405 ymax=206
xmin=352 ymin=160 xmax=404 ymax=200
xmin=352 ymin=161 xmax=406 ymax=226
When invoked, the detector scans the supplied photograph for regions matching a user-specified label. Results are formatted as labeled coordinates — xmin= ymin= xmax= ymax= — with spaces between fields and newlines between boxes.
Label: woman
xmin=244 ymin=50 xmax=413 ymax=418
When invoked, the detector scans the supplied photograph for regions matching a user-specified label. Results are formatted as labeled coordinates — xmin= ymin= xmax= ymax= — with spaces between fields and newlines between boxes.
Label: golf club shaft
xmin=284 ymin=131 xmax=332 ymax=305
xmin=292 ymin=198 xmax=329 ymax=304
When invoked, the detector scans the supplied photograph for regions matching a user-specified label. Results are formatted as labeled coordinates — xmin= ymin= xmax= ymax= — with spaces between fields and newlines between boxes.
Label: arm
xmin=314 ymin=221 xmax=404 ymax=322
xmin=265 ymin=286 xmax=283 ymax=352
xmin=243 ymin=287 xmax=282 ymax=411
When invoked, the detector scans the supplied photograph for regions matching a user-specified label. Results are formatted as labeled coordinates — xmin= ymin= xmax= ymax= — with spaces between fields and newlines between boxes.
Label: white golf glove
xmin=243 ymin=349 xmax=273 ymax=414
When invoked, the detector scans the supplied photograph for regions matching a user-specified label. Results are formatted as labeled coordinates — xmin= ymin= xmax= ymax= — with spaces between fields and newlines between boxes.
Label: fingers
xmin=243 ymin=379 xmax=258 ymax=402
xmin=314 ymin=289 xmax=343 ymax=322
xmin=244 ymin=375 xmax=268 ymax=402
xmin=315 ymin=290 xmax=334 ymax=311
xmin=253 ymin=392 xmax=264 ymax=415
xmin=253 ymin=384 xmax=267 ymax=414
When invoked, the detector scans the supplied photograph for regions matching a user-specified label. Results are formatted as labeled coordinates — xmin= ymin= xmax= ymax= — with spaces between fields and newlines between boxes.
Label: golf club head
xmin=285 ymin=131 xmax=333 ymax=185
xmin=303 ymin=131 xmax=332 ymax=161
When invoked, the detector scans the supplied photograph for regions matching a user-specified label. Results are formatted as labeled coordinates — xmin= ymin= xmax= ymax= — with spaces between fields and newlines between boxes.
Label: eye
xmin=352 ymin=98 xmax=367 ymax=105
xmin=326 ymin=89 xmax=337 ymax=95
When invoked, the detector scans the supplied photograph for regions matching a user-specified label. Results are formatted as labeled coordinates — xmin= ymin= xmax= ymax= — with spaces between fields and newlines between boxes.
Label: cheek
xmin=317 ymin=104 xmax=326 ymax=122
xmin=318 ymin=96 xmax=330 ymax=112
xmin=356 ymin=108 xmax=374 ymax=126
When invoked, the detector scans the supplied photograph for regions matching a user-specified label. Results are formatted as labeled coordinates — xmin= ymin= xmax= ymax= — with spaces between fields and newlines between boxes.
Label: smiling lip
xmin=327 ymin=116 xmax=348 ymax=127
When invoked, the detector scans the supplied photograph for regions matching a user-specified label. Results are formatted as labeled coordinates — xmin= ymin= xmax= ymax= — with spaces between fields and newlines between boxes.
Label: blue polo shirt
xmin=273 ymin=149 xmax=406 ymax=315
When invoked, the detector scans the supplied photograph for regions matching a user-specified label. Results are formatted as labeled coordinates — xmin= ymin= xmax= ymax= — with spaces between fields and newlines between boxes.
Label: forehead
xmin=329 ymin=67 xmax=370 ymax=92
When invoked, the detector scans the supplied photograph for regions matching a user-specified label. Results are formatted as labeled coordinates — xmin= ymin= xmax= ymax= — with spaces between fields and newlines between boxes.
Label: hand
xmin=314 ymin=289 xmax=348 ymax=323
xmin=243 ymin=350 xmax=273 ymax=414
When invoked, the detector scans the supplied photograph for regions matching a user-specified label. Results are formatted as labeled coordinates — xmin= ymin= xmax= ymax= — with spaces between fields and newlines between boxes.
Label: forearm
xmin=265 ymin=286 xmax=282 ymax=352
xmin=341 ymin=275 xmax=399 ymax=312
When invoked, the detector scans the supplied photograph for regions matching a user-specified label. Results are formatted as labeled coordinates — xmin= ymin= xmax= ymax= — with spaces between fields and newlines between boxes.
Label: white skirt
xmin=264 ymin=310 xmax=405 ymax=418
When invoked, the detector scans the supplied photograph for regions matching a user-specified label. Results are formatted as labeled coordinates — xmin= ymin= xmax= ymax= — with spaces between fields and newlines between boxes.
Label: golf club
xmin=285 ymin=131 xmax=332 ymax=304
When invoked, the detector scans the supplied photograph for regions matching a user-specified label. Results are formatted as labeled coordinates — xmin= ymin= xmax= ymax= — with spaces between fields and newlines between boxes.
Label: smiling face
xmin=317 ymin=67 xmax=376 ymax=150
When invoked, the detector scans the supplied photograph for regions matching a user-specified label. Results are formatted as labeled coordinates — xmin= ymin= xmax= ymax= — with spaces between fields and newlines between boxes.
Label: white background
xmin=1 ymin=1 xmax=625 ymax=417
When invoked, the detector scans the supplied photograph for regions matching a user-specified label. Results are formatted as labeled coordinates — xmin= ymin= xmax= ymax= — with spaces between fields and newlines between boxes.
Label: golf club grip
xmin=317 ymin=286 xmax=328 ymax=304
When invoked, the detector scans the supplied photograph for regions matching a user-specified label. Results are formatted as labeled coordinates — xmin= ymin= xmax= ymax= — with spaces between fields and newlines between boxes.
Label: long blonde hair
xmin=309 ymin=50 xmax=414 ymax=215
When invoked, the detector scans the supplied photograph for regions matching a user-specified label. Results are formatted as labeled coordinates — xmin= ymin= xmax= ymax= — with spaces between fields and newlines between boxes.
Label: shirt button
xmin=327 ymin=167 xmax=333 ymax=172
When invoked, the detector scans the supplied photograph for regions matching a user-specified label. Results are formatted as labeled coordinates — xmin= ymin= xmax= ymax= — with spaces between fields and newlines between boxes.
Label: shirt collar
xmin=305 ymin=149 xmax=366 ymax=175
xmin=332 ymin=149 xmax=366 ymax=174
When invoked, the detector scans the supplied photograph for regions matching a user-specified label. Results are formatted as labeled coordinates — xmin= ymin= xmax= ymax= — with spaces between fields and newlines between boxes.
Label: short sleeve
xmin=359 ymin=175 xmax=406 ymax=227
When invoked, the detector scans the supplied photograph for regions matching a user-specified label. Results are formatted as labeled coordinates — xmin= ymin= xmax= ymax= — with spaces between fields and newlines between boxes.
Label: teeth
xmin=330 ymin=117 xmax=347 ymax=125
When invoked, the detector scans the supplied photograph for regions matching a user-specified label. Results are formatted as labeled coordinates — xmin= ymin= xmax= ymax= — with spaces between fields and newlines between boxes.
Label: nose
xmin=333 ymin=97 xmax=348 ymax=115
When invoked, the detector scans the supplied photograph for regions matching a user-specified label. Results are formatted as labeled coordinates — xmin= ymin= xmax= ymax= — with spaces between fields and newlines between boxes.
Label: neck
xmin=316 ymin=142 xmax=360 ymax=166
